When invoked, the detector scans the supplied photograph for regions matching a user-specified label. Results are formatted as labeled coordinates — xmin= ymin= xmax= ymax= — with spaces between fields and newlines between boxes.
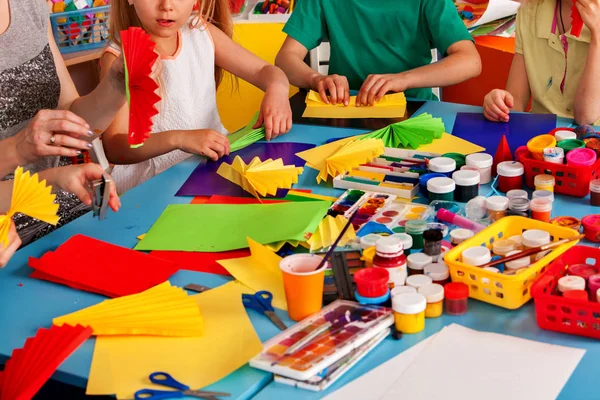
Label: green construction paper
xmin=135 ymin=201 xmax=332 ymax=252
xmin=359 ymin=113 xmax=446 ymax=149
xmin=228 ymin=112 xmax=266 ymax=153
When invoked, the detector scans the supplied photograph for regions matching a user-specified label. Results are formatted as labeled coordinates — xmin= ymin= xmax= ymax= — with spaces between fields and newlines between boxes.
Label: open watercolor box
xmin=249 ymin=300 xmax=394 ymax=381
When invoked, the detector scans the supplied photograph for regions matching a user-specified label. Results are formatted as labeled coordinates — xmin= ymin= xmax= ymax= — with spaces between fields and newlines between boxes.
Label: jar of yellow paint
xmin=392 ymin=292 xmax=427 ymax=334
xmin=534 ymin=174 xmax=556 ymax=193
xmin=417 ymin=283 xmax=445 ymax=318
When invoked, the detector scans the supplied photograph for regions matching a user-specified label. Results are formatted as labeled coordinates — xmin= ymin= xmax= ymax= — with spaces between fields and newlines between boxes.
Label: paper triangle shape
xmin=493 ymin=134 xmax=513 ymax=175
xmin=303 ymin=90 xmax=407 ymax=119
xmin=307 ymin=215 xmax=356 ymax=251
xmin=53 ymin=282 xmax=203 ymax=337
xmin=121 ymin=27 xmax=161 ymax=148
xmin=227 ymin=113 xmax=266 ymax=153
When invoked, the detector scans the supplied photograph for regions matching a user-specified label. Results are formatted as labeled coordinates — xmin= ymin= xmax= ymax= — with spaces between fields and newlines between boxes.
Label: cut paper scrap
xmin=266 ymin=240 xmax=300 ymax=252
xmin=216 ymin=156 xmax=304 ymax=201
xmin=150 ymin=249 xmax=252 ymax=276
xmin=177 ymin=142 xmax=315 ymax=198
xmin=205 ymin=195 xmax=286 ymax=205
xmin=228 ymin=112 xmax=265 ymax=153
xmin=415 ymin=132 xmax=485 ymax=155
xmin=135 ymin=201 xmax=330 ymax=252
xmin=86 ymin=281 xmax=263 ymax=399
xmin=0 ymin=324 xmax=92 ymax=400
xmin=307 ymin=215 xmax=356 ymax=251
xmin=28 ymin=234 xmax=179 ymax=298
xmin=217 ymin=238 xmax=287 ymax=310
xmin=285 ymin=190 xmax=338 ymax=202
xmin=296 ymin=138 xmax=385 ymax=183
xmin=0 ymin=167 xmax=59 ymax=247
xmin=359 ymin=113 xmax=445 ymax=149
xmin=53 ymin=282 xmax=203 ymax=337
xmin=303 ymin=90 xmax=407 ymax=119
xmin=121 ymin=27 xmax=161 ymax=148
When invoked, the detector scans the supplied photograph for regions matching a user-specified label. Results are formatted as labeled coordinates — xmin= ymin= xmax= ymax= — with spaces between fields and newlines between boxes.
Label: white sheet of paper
xmin=474 ymin=0 xmax=520 ymax=27
xmin=381 ymin=324 xmax=585 ymax=400
xmin=323 ymin=336 xmax=435 ymax=400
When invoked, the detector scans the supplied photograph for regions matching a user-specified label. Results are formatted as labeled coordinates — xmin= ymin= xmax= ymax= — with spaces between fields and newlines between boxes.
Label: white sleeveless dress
xmin=105 ymin=21 xmax=228 ymax=194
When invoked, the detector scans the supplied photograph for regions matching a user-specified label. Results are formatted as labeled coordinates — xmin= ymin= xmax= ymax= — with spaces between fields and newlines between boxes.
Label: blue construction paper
xmin=356 ymin=221 xmax=394 ymax=237
xmin=176 ymin=142 xmax=315 ymax=197
xmin=452 ymin=112 xmax=557 ymax=154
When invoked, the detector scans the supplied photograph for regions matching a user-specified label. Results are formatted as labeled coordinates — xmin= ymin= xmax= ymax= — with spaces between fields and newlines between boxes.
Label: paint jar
xmin=507 ymin=234 xmax=524 ymax=250
xmin=461 ymin=246 xmax=492 ymax=267
xmin=589 ymin=179 xmax=600 ymax=206
xmin=506 ymin=189 xmax=528 ymax=200
xmin=486 ymin=196 xmax=509 ymax=223
xmin=373 ymin=237 xmax=407 ymax=287
xmin=428 ymin=157 xmax=456 ymax=177
xmin=354 ymin=289 xmax=390 ymax=306
xmin=419 ymin=172 xmax=447 ymax=199
xmin=567 ymin=148 xmax=597 ymax=167
xmin=427 ymin=177 xmax=455 ymax=202
xmin=558 ymin=139 xmax=586 ymax=154
xmin=460 ymin=164 xmax=480 ymax=177
xmin=527 ymin=135 xmax=557 ymax=160
xmin=361 ymin=246 xmax=376 ymax=268
xmin=450 ymin=229 xmax=475 ymax=246
xmin=584 ymin=138 xmax=600 ymax=157
xmin=406 ymin=274 xmax=433 ymax=289
xmin=554 ymin=129 xmax=577 ymax=142
xmin=280 ymin=254 xmax=328 ymax=321
xmin=530 ymin=197 xmax=553 ymax=223
xmin=588 ymin=275 xmax=600 ymax=301
xmin=508 ymin=197 xmax=530 ymax=218
xmin=532 ymin=189 xmax=554 ymax=203
xmin=542 ymin=147 xmax=565 ymax=164
xmin=522 ymin=229 xmax=551 ymax=262
xmin=423 ymin=229 xmax=443 ymax=259
xmin=497 ymin=161 xmax=525 ymax=193
xmin=558 ymin=275 xmax=586 ymax=294
xmin=391 ymin=285 xmax=418 ymax=297
xmin=444 ymin=282 xmax=469 ymax=316
xmin=405 ymin=219 xmax=428 ymax=250
xmin=452 ymin=170 xmax=480 ymax=203
xmin=492 ymin=239 xmax=518 ymax=257
xmin=563 ymin=290 xmax=588 ymax=302
xmin=392 ymin=293 xmax=427 ymax=334
xmin=407 ymin=253 xmax=433 ymax=276
xmin=442 ymin=153 xmax=466 ymax=169
xmin=353 ymin=267 xmax=390 ymax=298
xmin=550 ymin=216 xmax=581 ymax=232
xmin=504 ymin=250 xmax=531 ymax=273
xmin=582 ymin=215 xmax=600 ymax=242
xmin=424 ymin=262 xmax=450 ymax=286
xmin=481 ymin=266 xmax=500 ymax=284
xmin=567 ymin=264 xmax=600 ymax=282
xmin=391 ymin=233 xmax=413 ymax=256
xmin=534 ymin=174 xmax=556 ymax=192
xmin=465 ymin=153 xmax=493 ymax=185
xmin=360 ymin=234 xmax=381 ymax=250
xmin=418 ymin=283 xmax=445 ymax=318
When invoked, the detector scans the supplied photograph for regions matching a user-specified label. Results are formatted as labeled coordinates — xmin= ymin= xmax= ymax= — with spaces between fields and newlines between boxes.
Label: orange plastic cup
xmin=280 ymin=254 xmax=327 ymax=321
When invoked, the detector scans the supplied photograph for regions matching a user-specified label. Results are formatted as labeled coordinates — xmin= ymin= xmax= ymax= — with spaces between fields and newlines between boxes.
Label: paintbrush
xmin=478 ymin=234 xmax=584 ymax=269
xmin=314 ymin=212 xmax=358 ymax=271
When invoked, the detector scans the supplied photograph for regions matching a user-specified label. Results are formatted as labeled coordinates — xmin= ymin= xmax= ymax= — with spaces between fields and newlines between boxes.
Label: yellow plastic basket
xmin=443 ymin=216 xmax=580 ymax=309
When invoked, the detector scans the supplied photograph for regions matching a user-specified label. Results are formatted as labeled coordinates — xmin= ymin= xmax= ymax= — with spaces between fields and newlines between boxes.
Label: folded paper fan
xmin=360 ymin=113 xmax=445 ymax=149
xmin=53 ymin=282 xmax=203 ymax=337
xmin=121 ymin=27 xmax=161 ymax=148
xmin=303 ymin=90 xmax=407 ymax=119
xmin=216 ymin=156 xmax=303 ymax=200
xmin=571 ymin=1 xmax=583 ymax=37
xmin=307 ymin=215 xmax=356 ymax=251
xmin=0 ymin=167 xmax=59 ymax=247
xmin=0 ymin=324 xmax=92 ymax=400
xmin=228 ymin=113 xmax=266 ymax=153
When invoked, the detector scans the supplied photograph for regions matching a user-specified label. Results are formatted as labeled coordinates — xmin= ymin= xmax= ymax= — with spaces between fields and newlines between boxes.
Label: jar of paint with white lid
xmin=392 ymin=293 xmax=427 ymax=334
xmin=465 ymin=153 xmax=493 ymax=184
xmin=452 ymin=170 xmax=480 ymax=203
xmin=506 ymin=189 xmax=528 ymax=200
xmin=554 ymin=129 xmax=577 ymax=142
xmin=486 ymin=196 xmax=509 ymax=223
xmin=504 ymin=250 xmax=531 ymax=273
xmin=461 ymin=246 xmax=492 ymax=267
xmin=418 ymin=283 xmax=445 ymax=318
xmin=522 ymin=229 xmax=551 ymax=262
xmin=406 ymin=274 xmax=433 ymax=289
xmin=391 ymin=233 xmax=413 ymax=256
xmin=407 ymin=252 xmax=432 ymax=276
xmin=424 ymin=262 xmax=450 ymax=286
xmin=373 ymin=237 xmax=407 ymax=287
xmin=360 ymin=234 xmax=381 ymax=250
xmin=450 ymin=228 xmax=475 ymax=246
xmin=428 ymin=157 xmax=456 ymax=177
xmin=558 ymin=276 xmax=586 ymax=294
xmin=391 ymin=285 xmax=417 ymax=296
xmin=427 ymin=177 xmax=456 ymax=202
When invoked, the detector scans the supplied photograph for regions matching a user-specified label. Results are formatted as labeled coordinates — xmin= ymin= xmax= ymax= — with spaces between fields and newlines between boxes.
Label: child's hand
xmin=357 ymin=73 xmax=408 ymax=107
xmin=254 ymin=86 xmax=292 ymax=140
xmin=177 ymin=130 xmax=230 ymax=161
xmin=0 ymin=220 xmax=21 ymax=268
xmin=311 ymin=74 xmax=350 ymax=106
xmin=483 ymin=89 xmax=514 ymax=122
xmin=576 ymin=0 xmax=600 ymax=37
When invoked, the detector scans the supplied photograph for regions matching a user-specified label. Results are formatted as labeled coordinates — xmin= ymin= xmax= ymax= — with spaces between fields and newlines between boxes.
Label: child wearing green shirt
xmin=276 ymin=0 xmax=481 ymax=106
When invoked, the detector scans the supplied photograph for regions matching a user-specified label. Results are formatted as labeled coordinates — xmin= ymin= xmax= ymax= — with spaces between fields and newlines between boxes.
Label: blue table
xmin=1 ymin=100 xmax=598 ymax=400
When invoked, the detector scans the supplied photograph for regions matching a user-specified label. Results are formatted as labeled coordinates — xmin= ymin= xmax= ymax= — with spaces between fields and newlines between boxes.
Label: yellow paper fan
xmin=307 ymin=215 xmax=356 ymax=251
xmin=0 ymin=167 xmax=59 ymax=247
xmin=303 ymin=90 xmax=407 ymax=119
xmin=53 ymin=282 xmax=204 ymax=337
xmin=217 ymin=156 xmax=304 ymax=201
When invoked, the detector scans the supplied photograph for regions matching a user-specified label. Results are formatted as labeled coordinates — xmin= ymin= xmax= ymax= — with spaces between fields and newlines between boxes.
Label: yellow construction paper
xmin=307 ymin=215 xmax=356 ymax=251
xmin=347 ymin=170 xmax=387 ymax=181
xmin=216 ymin=238 xmax=287 ymax=310
xmin=303 ymin=90 xmax=407 ymax=119
xmin=266 ymin=240 xmax=300 ymax=252
xmin=137 ymin=234 xmax=146 ymax=240
xmin=286 ymin=190 xmax=338 ymax=202
xmin=216 ymin=156 xmax=303 ymax=201
xmin=86 ymin=281 xmax=263 ymax=399
xmin=53 ymin=282 xmax=203 ymax=337
xmin=0 ymin=167 xmax=59 ymax=247
xmin=417 ymin=132 xmax=485 ymax=155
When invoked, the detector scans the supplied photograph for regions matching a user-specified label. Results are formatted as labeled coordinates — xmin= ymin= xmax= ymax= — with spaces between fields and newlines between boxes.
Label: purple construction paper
xmin=176 ymin=142 xmax=316 ymax=197
xmin=452 ymin=112 xmax=557 ymax=155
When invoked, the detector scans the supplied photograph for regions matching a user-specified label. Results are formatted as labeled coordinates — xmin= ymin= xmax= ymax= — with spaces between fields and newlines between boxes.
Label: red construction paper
xmin=190 ymin=196 xmax=210 ymax=204
xmin=121 ymin=27 xmax=161 ymax=147
xmin=0 ymin=325 xmax=92 ymax=400
xmin=28 ymin=235 xmax=179 ymax=298
xmin=571 ymin=2 xmax=583 ymax=37
xmin=206 ymin=195 xmax=286 ymax=205
xmin=150 ymin=249 xmax=252 ymax=276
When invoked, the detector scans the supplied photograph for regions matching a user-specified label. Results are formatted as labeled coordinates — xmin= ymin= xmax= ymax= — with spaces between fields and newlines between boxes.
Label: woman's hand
xmin=0 ymin=220 xmax=21 ymax=268
xmin=175 ymin=129 xmax=231 ymax=161
xmin=253 ymin=85 xmax=292 ymax=140
xmin=483 ymin=89 xmax=514 ymax=122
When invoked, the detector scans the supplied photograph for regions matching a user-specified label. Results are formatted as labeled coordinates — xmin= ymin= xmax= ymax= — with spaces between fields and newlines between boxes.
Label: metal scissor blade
xmin=265 ymin=311 xmax=287 ymax=331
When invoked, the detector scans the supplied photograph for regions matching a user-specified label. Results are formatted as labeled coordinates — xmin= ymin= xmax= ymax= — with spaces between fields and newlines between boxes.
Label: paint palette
xmin=370 ymin=203 xmax=428 ymax=234
xmin=328 ymin=190 xmax=396 ymax=230
xmin=249 ymin=300 xmax=394 ymax=381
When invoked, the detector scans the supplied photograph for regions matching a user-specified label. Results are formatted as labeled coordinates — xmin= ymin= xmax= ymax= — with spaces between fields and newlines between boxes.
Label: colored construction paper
xmin=227 ymin=113 xmax=265 ymax=152
xmin=452 ymin=112 xmax=557 ymax=154
xmin=28 ymin=235 xmax=179 ymax=298
xmin=53 ymin=282 xmax=203 ymax=337
xmin=150 ymin=249 xmax=251 ymax=276
xmin=217 ymin=238 xmax=287 ymax=310
xmin=285 ymin=190 xmax=338 ymax=202
xmin=415 ymin=133 xmax=485 ymax=155
xmin=303 ymin=90 xmax=407 ymax=119
xmin=205 ymin=195 xmax=286 ymax=205
xmin=135 ymin=201 xmax=331 ymax=252
xmin=86 ymin=281 xmax=263 ymax=399
xmin=308 ymin=215 xmax=356 ymax=251
xmin=360 ymin=113 xmax=445 ymax=149
xmin=176 ymin=142 xmax=315 ymax=197
xmin=190 ymin=197 xmax=210 ymax=204
xmin=0 ymin=167 xmax=59 ymax=247
xmin=0 ymin=324 xmax=92 ymax=400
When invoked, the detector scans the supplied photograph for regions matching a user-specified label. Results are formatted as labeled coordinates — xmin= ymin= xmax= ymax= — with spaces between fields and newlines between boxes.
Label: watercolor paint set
xmin=328 ymin=189 xmax=396 ymax=221
xmin=333 ymin=162 xmax=421 ymax=199
xmin=369 ymin=203 xmax=428 ymax=234
xmin=249 ymin=300 xmax=394 ymax=381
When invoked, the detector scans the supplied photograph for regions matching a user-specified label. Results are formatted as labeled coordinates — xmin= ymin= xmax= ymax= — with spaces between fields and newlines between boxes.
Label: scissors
xmin=135 ymin=372 xmax=230 ymax=400
xmin=242 ymin=291 xmax=287 ymax=331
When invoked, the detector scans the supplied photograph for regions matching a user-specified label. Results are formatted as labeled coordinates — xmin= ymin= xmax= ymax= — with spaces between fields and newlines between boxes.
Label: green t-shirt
xmin=283 ymin=0 xmax=473 ymax=100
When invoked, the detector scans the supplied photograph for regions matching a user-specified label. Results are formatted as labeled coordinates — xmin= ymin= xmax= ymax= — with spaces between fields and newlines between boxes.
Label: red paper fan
xmin=571 ymin=1 xmax=583 ymax=37
xmin=121 ymin=27 xmax=161 ymax=148
xmin=0 ymin=325 xmax=92 ymax=400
